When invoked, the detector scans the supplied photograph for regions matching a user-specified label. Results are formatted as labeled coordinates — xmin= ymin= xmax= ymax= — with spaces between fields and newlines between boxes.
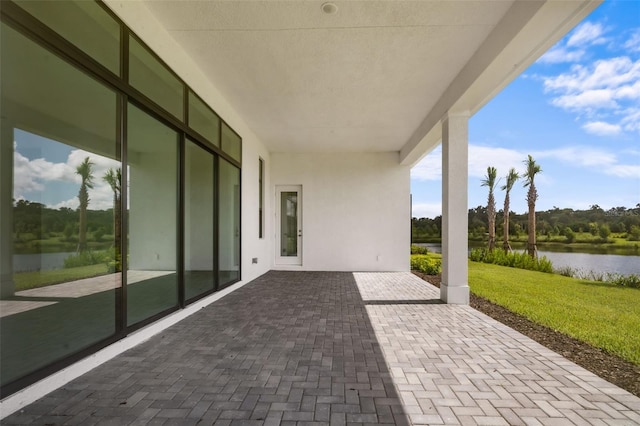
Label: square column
xmin=441 ymin=112 xmax=469 ymax=304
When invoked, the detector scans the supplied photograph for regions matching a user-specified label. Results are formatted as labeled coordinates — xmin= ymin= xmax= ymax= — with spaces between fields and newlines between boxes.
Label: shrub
xmin=628 ymin=225 xmax=640 ymax=241
xmin=469 ymin=248 xmax=553 ymax=273
xmin=607 ymin=273 xmax=640 ymax=289
xmin=93 ymin=228 xmax=105 ymax=242
xmin=554 ymin=268 xmax=640 ymax=288
xmin=411 ymin=244 xmax=429 ymax=255
xmin=563 ymin=227 xmax=575 ymax=243
xmin=64 ymin=250 xmax=110 ymax=268
xmin=410 ymin=254 xmax=441 ymax=275
xmin=555 ymin=265 xmax=577 ymax=277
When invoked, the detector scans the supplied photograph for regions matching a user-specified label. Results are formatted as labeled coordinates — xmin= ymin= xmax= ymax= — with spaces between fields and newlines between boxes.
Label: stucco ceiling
xmin=141 ymin=0 xmax=599 ymax=160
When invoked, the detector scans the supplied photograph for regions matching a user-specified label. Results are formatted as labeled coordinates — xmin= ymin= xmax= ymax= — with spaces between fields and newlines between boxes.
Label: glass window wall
xmin=259 ymin=158 xmax=264 ymax=239
xmin=129 ymin=36 xmax=184 ymax=120
xmin=221 ymin=122 xmax=242 ymax=163
xmin=219 ymin=159 xmax=241 ymax=286
xmin=126 ymin=104 xmax=178 ymax=326
xmin=15 ymin=0 xmax=121 ymax=75
xmin=188 ymin=91 xmax=220 ymax=148
xmin=1 ymin=22 xmax=119 ymax=388
xmin=185 ymin=140 xmax=215 ymax=300
xmin=0 ymin=0 xmax=242 ymax=396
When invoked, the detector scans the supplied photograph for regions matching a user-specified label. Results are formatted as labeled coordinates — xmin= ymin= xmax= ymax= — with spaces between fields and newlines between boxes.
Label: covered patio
xmin=4 ymin=271 xmax=638 ymax=425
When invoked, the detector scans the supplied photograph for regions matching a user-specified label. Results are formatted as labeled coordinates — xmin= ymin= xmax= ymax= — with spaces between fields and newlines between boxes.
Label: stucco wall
xmin=271 ymin=152 xmax=410 ymax=272
xmin=129 ymin=151 xmax=177 ymax=271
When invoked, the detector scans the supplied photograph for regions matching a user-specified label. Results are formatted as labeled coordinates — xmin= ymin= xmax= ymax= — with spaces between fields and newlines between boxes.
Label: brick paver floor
xmin=4 ymin=271 xmax=639 ymax=425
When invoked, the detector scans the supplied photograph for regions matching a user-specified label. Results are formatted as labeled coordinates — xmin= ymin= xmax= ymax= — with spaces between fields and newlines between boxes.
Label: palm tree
xmin=103 ymin=167 xmax=122 ymax=270
xmin=523 ymin=155 xmax=542 ymax=258
xmin=76 ymin=157 xmax=94 ymax=252
xmin=501 ymin=168 xmax=519 ymax=252
xmin=481 ymin=166 xmax=498 ymax=251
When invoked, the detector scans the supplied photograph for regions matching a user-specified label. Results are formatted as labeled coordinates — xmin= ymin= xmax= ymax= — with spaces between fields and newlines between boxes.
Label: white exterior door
xmin=276 ymin=185 xmax=302 ymax=265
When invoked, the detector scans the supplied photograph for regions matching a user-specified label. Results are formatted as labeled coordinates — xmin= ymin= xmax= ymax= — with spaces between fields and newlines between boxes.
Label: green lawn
xmin=469 ymin=261 xmax=640 ymax=365
xmin=14 ymin=264 xmax=110 ymax=291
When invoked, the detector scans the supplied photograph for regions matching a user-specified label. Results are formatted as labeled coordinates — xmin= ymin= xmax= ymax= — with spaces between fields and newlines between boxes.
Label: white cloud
xmin=606 ymin=164 xmax=640 ymax=178
xmin=410 ymin=146 xmax=441 ymax=181
xmin=468 ymin=146 xmax=525 ymax=178
xmin=538 ymin=46 xmax=585 ymax=64
xmin=412 ymin=202 xmax=442 ymax=219
xmin=544 ymin=57 xmax=640 ymax=95
xmin=582 ymin=121 xmax=622 ymax=136
xmin=13 ymin=143 xmax=120 ymax=210
xmin=13 ymin=146 xmax=75 ymax=196
xmin=566 ymin=22 xmax=608 ymax=47
xmin=412 ymin=144 xmax=527 ymax=182
xmin=537 ymin=21 xmax=608 ymax=65
xmin=623 ymin=29 xmax=640 ymax=52
xmin=621 ymin=108 xmax=640 ymax=132
xmin=536 ymin=146 xmax=617 ymax=167
xmin=550 ymin=89 xmax=617 ymax=111
xmin=411 ymin=144 xmax=637 ymax=183
xmin=543 ymin=56 xmax=640 ymax=133
xmin=50 ymin=197 xmax=80 ymax=210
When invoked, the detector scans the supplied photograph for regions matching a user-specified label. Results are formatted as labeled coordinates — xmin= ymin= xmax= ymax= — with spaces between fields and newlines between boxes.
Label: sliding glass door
xmin=126 ymin=104 xmax=178 ymax=326
xmin=185 ymin=140 xmax=215 ymax=300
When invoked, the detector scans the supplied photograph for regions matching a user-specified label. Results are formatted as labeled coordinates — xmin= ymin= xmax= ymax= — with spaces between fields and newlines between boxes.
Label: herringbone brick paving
xmin=4 ymin=271 xmax=639 ymax=425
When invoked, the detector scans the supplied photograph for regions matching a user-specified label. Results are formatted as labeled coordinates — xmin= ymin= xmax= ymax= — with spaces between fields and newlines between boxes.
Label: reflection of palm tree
xmin=481 ymin=166 xmax=498 ymax=251
xmin=76 ymin=157 xmax=94 ymax=252
xmin=523 ymin=155 xmax=542 ymax=258
xmin=103 ymin=167 xmax=122 ymax=271
xmin=501 ymin=168 xmax=519 ymax=252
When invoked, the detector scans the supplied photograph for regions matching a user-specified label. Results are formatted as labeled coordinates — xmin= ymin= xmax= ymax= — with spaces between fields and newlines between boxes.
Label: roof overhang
xmin=106 ymin=0 xmax=601 ymax=165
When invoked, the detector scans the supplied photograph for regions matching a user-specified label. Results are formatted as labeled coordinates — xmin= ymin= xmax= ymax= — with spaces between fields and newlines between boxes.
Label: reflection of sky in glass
xmin=13 ymin=128 xmax=120 ymax=210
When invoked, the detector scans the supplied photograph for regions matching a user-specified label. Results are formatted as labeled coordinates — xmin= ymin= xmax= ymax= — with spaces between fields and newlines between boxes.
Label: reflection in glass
xmin=221 ymin=122 xmax=241 ymax=163
xmin=15 ymin=0 xmax=121 ymax=75
xmin=188 ymin=91 xmax=220 ymax=148
xmin=219 ymin=159 xmax=240 ymax=286
xmin=185 ymin=140 xmax=215 ymax=300
xmin=126 ymin=104 xmax=178 ymax=325
xmin=280 ymin=192 xmax=298 ymax=257
xmin=129 ymin=36 xmax=183 ymax=120
xmin=1 ymin=22 xmax=118 ymax=387
xmin=259 ymin=158 xmax=264 ymax=239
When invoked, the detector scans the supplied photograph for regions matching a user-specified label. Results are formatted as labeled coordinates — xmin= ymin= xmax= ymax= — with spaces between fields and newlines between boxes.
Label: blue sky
xmin=13 ymin=129 xmax=119 ymax=210
xmin=411 ymin=0 xmax=640 ymax=218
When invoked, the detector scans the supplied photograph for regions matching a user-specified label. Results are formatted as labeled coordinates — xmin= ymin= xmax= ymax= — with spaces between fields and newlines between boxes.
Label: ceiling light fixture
xmin=321 ymin=2 xmax=338 ymax=15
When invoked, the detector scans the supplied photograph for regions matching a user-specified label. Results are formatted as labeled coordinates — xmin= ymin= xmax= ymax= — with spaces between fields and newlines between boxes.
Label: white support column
xmin=441 ymin=112 xmax=469 ymax=304
xmin=1 ymin=119 xmax=15 ymax=298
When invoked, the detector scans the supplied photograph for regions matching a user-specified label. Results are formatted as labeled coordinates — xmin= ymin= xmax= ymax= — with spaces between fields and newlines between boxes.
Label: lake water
xmin=417 ymin=243 xmax=640 ymax=276
xmin=15 ymin=245 xmax=640 ymax=276
xmin=13 ymin=252 xmax=77 ymax=272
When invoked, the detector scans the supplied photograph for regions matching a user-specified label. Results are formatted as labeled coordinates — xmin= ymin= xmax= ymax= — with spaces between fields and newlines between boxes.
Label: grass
xmin=500 ymin=233 xmax=640 ymax=253
xmin=468 ymin=261 xmax=640 ymax=365
xmin=14 ymin=264 xmax=110 ymax=291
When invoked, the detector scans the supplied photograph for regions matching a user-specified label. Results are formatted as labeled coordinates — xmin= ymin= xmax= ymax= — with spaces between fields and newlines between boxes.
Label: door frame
xmin=275 ymin=185 xmax=302 ymax=266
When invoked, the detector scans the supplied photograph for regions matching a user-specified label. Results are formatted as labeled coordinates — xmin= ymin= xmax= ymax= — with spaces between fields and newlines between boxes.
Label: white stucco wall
xmin=129 ymin=150 xmax=177 ymax=271
xmin=271 ymin=152 xmax=410 ymax=272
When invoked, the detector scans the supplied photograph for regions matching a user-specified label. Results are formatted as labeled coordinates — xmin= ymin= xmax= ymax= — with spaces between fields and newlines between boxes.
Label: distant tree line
xmin=13 ymin=155 xmax=122 ymax=258
xmin=13 ymin=199 xmax=114 ymax=245
xmin=412 ymin=204 xmax=640 ymax=243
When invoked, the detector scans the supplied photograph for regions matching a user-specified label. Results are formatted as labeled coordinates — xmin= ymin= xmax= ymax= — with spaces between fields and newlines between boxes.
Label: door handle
xmin=298 ymin=230 xmax=302 ymax=237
